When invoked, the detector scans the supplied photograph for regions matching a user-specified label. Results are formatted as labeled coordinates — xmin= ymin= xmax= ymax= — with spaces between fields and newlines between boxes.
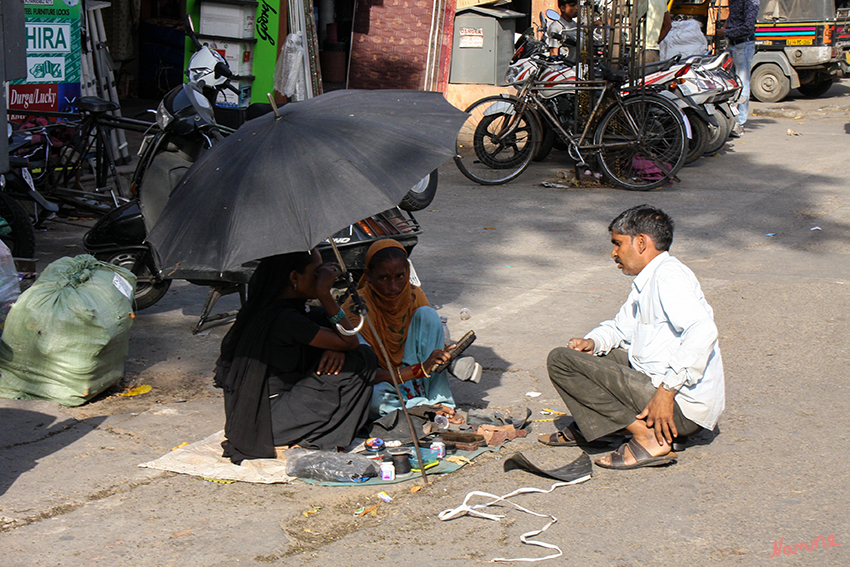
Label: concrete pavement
xmin=2 ymin=85 xmax=850 ymax=566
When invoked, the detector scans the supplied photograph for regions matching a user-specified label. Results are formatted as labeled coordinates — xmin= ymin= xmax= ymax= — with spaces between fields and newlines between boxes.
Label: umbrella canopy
xmin=146 ymin=89 xmax=467 ymax=276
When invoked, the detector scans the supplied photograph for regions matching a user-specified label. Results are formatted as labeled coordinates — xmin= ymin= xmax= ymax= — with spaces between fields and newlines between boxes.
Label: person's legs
xmin=728 ymin=41 xmax=754 ymax=126
xmin=272 ymin=345 xmax=377 ymax=450
xmin=403 ymin=306 xmax=455 ymax=407
xmin=369 ymin=306 xmax=454 ymax=419
xmin=547 ymin=346 xmax=699 ymax=442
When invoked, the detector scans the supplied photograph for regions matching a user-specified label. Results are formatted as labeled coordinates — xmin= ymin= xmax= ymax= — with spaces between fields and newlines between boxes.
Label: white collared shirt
xmin=585 ymin=252 xmax=725 ymax=430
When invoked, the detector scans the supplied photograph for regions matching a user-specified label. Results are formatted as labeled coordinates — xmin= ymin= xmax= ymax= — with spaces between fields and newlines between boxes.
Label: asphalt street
xmin=2 ymin=83 xmax=850 ymax=566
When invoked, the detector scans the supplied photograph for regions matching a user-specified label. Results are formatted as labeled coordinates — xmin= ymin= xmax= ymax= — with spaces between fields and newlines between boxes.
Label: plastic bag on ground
xmin=284 ymin=448 xmax=379 ymax=482
xmin=0 ymin=255 xmax=136 ymax=406
xmin=0 ymin=240 xmax=20 ymax=333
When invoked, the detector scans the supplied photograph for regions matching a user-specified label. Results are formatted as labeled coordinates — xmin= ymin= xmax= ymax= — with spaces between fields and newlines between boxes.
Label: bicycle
xmin=454 ymin=54 xmax=689 ymax=191
xmin=9 ymin=100 xmax=158 ymax=215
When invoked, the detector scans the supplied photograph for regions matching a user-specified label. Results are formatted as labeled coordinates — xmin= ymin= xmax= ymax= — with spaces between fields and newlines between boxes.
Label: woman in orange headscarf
xmin=343 ymin=240 xmax=479 ymax=420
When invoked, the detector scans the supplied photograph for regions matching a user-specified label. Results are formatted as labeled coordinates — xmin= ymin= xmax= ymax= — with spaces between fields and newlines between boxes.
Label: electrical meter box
xmin=450 ymin=6 xmax=523 ymax=85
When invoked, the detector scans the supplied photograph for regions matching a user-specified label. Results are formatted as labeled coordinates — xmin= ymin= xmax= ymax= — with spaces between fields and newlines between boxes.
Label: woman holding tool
xmin=215 ymin=250 xmax=378 ymax=463
xmin=343 ymin=240 xmax=481 ymax=421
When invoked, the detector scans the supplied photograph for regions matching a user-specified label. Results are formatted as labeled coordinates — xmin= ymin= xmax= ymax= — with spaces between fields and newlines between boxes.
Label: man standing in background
xmin=638 ymin=0 xmax=672 ymax=63
xmin=721 ymin=0 xmax=759 ymax=137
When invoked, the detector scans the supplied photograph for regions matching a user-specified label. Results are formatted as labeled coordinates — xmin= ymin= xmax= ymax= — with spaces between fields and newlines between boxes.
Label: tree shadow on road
xmin=0 ymin=408 xmax=105 ymax=497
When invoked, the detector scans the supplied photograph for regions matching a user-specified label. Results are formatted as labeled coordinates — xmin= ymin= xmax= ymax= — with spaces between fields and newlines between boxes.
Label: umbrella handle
xmin=336 ymin=318 xmax=364 ymax=336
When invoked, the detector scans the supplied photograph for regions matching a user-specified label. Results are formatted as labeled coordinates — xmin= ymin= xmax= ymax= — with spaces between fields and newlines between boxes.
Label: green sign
xmin=9 ymin=0 xmax=81 ymax=115
xmin=252 ymin=0 xmax=279 ymax=103
xmin=186 ymin=0 xmax=281 ymax=106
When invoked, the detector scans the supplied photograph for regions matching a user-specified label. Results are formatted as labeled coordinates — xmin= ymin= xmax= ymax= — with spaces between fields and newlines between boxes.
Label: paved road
xmin=2 ymin=85 xmax=850 ymax=566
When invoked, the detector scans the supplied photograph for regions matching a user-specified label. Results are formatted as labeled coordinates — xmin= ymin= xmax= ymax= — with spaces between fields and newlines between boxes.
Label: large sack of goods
xmin=0 ymin=255 xmax=136 ymax=406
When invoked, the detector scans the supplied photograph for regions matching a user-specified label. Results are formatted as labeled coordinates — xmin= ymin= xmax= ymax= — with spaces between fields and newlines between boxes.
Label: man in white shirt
xmin=543 ymin=205 xmax=725 ymax=469
xmin=637 ymin=0 xmax=672 ymax=62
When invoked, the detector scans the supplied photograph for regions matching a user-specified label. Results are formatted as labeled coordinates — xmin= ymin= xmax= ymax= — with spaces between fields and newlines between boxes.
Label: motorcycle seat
xmin=598 ymin=64 xmax=628 ymax=85
xmin=78 ymin=97 xmax=120 ymax=114
xmin=643 ymin=55 xmax=682 ymax=75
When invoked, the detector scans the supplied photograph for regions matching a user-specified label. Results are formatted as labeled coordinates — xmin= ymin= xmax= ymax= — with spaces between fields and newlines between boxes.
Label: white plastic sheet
xmin=274 ymin=32 xmax=307 ymax=101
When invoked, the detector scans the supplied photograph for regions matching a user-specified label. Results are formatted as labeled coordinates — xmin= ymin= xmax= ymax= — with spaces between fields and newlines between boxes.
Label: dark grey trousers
xmin=547 ymin=347 xmax=699 ymax=442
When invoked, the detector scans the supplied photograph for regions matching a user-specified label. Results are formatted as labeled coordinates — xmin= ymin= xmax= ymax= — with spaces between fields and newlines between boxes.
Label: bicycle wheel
xmin=454 ymin=96 xmax=539 ymax=185
xmin=593 ymin=94 xmax=687 ymax=191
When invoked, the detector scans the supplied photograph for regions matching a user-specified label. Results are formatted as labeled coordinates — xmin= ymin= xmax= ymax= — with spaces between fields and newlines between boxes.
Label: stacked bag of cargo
xmin=0 ymin=255 xmax=136 ymax=406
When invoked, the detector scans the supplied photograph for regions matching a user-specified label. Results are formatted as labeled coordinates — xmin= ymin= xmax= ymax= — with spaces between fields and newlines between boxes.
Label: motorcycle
xmin=83 ymin=21 xmax=435 ymax=323
xmin=1 ymin=123 xmax=61 ymax=258
xmin=533 ymin=10 xmax=742 ymax=164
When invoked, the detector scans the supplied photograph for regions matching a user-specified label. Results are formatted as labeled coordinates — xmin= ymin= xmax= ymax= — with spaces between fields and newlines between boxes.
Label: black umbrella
xmin=146 ymin=89 xmax=467 ymax=276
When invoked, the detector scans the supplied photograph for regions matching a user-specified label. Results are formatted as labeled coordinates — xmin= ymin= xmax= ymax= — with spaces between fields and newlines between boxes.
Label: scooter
xmin=83 ymin=21 xmax=435 ymax=325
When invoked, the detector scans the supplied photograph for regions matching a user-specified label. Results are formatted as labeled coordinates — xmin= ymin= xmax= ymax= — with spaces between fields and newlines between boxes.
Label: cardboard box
xmin=200 ymin=3 xmax=256 ymax=39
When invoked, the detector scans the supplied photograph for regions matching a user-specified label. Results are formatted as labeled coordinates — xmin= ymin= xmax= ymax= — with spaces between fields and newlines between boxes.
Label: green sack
xmin=0 ymin=255 xmax=136 ymax=406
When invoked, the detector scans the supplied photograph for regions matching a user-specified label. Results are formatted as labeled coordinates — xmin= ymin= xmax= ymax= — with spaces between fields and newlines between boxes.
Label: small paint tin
xmin=430 ymin=440 xmax=446 ymax=458
xmin=380 ymin=461 xmax=395 ymax=480
xmin=365 ymin=437 xmax=385 ymax=452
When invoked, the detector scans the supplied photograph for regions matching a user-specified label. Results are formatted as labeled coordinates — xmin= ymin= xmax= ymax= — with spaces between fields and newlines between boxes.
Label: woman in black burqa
xmin=214 ymin=250 xmax=378 ymax=463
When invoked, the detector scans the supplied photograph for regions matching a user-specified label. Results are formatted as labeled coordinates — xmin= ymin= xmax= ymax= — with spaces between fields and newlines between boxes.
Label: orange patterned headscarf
xmin=343 ymin=240 xmax=429 ymax=369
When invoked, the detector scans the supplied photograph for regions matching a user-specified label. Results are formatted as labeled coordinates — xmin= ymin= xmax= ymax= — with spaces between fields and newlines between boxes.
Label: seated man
xmin=544 ymin=205 xmax=724 ymax=469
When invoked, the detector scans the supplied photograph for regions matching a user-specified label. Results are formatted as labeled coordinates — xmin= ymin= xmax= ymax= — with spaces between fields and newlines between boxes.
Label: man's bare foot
xmin=594 ymin=421 xmax=672 ymax=467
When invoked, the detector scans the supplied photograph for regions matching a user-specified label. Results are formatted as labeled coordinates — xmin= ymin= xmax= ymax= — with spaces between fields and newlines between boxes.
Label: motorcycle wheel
xmin=533 ymin=122 xmax=556 ymax=162
xmin=97 ymin=251 xmax=171 ymax=310
xmin=703 ymin=109 xmax=731 ymax=155
xmin=684 ymin=110 xmax=709 ymax=165
xmin=0 ymin=193 xmax=36 ymax=258
xmin=593 ymin=94 xmax=687 ymax=191
xmin=797 ymin=79 xmax=833 ymax=99
xmin=399 ymin=170 xmax=438 ymax=211
xmin=454 ymin=96 xmax=539 ymax=185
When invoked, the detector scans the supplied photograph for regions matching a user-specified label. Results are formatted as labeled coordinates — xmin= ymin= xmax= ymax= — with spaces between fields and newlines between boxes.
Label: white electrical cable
xmin=438 ymin=477 xmax=591 ymax=563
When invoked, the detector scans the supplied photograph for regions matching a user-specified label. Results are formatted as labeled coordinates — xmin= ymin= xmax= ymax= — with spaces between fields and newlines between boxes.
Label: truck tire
xmin=797 ymin=79 xmax=833 ymax=98
xmin=751 ymin=63 xmax=790 ymax=103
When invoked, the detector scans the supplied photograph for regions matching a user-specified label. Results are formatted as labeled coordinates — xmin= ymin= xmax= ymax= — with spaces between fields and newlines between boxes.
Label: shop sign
xmin=252 ymin=0 xmax=280 ymax=104
xmin=7 ymin=0 xmax=81 ymax=116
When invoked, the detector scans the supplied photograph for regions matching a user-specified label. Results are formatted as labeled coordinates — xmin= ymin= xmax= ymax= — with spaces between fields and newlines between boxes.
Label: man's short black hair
xmin=608 ymin=205 xmax=674 ymax=251
xmin=558 ymin=0 xmax=578 ymax=7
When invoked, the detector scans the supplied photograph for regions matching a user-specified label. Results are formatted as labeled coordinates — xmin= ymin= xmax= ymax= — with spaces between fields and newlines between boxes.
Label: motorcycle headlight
xmin=155 ymin=100 xmax=173 ymax=130
xmin=505 ymin=65 xmax=520 ymax=84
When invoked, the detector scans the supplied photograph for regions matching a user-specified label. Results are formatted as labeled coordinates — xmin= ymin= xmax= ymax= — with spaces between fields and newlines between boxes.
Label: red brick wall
xmin=348 ymin=0 xmax=437 ymax=90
